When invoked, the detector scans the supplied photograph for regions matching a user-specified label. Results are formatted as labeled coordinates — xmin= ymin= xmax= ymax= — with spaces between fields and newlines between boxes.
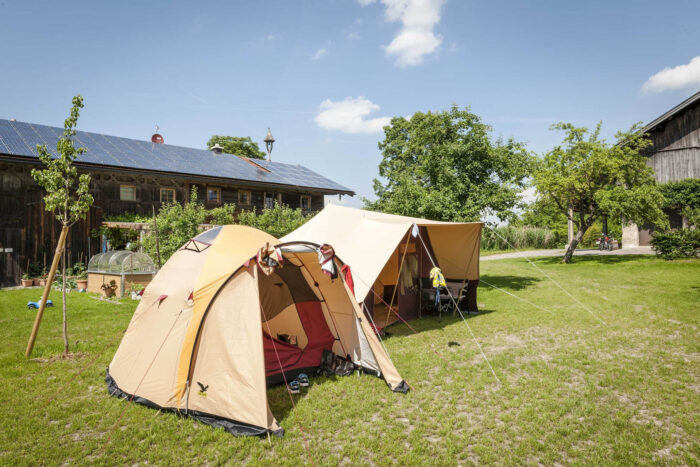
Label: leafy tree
xmin=534 ymin=122 xmax=667 ymax=263
xmin=515 ymin=195 xmax=569 ymax=240
xmin=365 ymin=105 xmax=532 ymax=222
xmin=659 ymin=178 xmax=700 ymax=210
xmin=237 ymin=204 xmax=310 ymax=238
xmin=206 ymin=135 xmax=266 ymax=159
xmin=31 ymin=95 xmax=94 ymax=354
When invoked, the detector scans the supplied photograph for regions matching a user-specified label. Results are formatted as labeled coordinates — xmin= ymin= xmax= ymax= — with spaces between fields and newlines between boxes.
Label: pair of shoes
xmin=288 ymin=380 xmax=300 ymax=394
xmin=298 ymin=373 xmax=309 ymax=387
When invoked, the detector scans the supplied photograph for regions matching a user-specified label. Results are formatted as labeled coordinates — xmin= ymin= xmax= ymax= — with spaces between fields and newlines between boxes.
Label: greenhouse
xmin=87 ymin=251 xmax=156 ymax=298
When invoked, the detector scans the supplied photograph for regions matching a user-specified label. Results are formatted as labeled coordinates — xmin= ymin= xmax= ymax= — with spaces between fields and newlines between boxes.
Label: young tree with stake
xmin=26 ymin=95 xmax=93 ymax=356
xmin=534 ymin=122 xmax=667 ymax=263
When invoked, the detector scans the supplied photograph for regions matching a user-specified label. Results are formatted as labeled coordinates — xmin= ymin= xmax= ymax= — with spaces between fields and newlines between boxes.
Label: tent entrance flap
xmin=263 ymin=301 xmax=335 ymax=384
xmin=258 ymin=259 xmax=336 ymax=384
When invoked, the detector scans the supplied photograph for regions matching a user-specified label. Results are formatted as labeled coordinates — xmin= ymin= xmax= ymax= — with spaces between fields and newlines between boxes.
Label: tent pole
xmin=384 ymin=234 xmax=411 ymax=329
xmin=291 ymin=252 xmax=349 ymax=358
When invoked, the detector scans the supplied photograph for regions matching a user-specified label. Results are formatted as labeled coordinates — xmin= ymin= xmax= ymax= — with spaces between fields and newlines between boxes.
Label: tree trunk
xmin=62 ymin=249 xmax=68 ymax=354
xmin=563 ymin=214 xmax=597 ymax=263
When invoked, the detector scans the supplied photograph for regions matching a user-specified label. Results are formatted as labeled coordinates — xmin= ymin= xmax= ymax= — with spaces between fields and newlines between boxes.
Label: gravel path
xmin=482 ymin=246 xmax=654 ymax=261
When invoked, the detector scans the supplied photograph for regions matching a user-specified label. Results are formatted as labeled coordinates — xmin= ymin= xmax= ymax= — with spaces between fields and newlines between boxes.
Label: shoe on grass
xmin=288 ymin=380 xmax=300 ymax=394
xmin=298 ymin=373 xmax=309 ymax=387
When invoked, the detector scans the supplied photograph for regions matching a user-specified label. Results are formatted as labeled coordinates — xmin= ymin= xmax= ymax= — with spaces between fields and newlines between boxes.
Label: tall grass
xmin=481 ymin=225 xmax=561 ymax=250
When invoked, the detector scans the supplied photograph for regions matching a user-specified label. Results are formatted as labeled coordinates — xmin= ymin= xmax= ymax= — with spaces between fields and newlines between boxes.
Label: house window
xmin=207 ymin=187 xmax=221 ymax=204
xmin=160 ymin=188 xmax=175 ymax=203
xmin=238 ymin=190 xmax=251 ymax=205
xmin=300 ymin=195 xmax=312 ymax=211
xmin=120 ymin=185 xmax=136 ymax=201
xmin=264 ymin=192 xmax=275 ymax=209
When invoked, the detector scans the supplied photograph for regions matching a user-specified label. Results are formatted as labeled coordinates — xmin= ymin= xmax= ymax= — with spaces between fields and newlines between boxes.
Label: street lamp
xmin=264 ymin=128 xmax=275 ymax=164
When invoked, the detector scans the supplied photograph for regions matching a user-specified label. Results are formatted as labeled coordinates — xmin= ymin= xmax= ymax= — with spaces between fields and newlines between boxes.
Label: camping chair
xmin=420 ymin=278 xmax=451 ymax=318
xmin=445 ymin=281 xmax=467 ymax=316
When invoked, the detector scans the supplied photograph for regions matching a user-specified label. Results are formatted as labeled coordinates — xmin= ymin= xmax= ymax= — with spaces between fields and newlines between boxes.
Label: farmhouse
xmin=0 ymin=119 xmax=353 ymax=286
xmin=622 ymin=90 xmax=700 ymax=247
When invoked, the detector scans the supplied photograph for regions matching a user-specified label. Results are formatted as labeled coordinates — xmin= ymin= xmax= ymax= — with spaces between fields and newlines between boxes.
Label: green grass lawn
xmin=1 ymin=256 xmax=699 ymax=465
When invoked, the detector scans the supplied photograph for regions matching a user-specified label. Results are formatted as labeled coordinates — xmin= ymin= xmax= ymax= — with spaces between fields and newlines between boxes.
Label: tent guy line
xmin=352 ymin=270 xmax=458 ymax=374
xmin=478 ymin=278 xmax=555 ymax=316
xmin=259 ymin=296 xmax=315 ymax=463
xmin=415 ymin=229 xmax=503 ymax=385
xmin=350 ymin=250 xmax=478 ymax=376
xmin=484 ymin=226 xmax=607 ymax=326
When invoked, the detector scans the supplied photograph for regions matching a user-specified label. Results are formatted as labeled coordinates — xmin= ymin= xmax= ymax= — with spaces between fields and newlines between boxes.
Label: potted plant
xmin=29 ymin=262 xmax=43 ymax=286
xmin=21 ymin=272 xmax=33 ymax=287
xmin=38 ymin=268 xmax=48 ymax=287
xmin=101 ymin=280 xmax=118 ymax=298
xmin=129 ymin=283 xmax=145 ymax=300
xmin=76 ymin=272 xmax=88 ymax=291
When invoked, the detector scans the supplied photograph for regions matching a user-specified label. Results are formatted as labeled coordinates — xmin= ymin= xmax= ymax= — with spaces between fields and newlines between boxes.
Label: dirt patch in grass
xmin=31 ymin=352 xmax=91 ymax=363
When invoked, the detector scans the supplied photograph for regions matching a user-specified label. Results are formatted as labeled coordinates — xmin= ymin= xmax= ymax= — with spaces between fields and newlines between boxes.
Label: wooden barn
xmin=0 ymin=119 xmax=353 ymax=286
xmin=622 ymin=90 xmax=700 ymax=247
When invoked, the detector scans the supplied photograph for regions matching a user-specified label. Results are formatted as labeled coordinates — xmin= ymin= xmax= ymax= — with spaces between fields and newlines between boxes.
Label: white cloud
xmin=314 ymin=96 xmax=391 ymax=134
xmin=359 ymin=0 xmax=446 ymax=67
xmin=312 ymin=48 xmax=328 ymax=60
xmin=642 ymin=56 xmax=700 ymax=93
xmin=347 ymin=31 xmax=362 ymax=41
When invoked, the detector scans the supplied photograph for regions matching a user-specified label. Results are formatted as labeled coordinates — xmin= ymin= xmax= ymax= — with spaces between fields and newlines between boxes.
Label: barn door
xmin=0 ymin=228 xmax=23 ymax=287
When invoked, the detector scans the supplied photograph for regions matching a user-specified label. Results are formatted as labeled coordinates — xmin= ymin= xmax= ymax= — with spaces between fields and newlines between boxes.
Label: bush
xmin=237 ymin=204 xmax=310 ymax=239
xmin=140 ymin=187 xmax=224 ymax=263
xmin=650 ymin=229 xmax=700 ymax=259
xmin=481 ymin=225 xmax=561 ymax=250
xmin=139 ymin=187 xmax=310 ymax=264
xmin=659 ymin=179 xmax=700 ymax=211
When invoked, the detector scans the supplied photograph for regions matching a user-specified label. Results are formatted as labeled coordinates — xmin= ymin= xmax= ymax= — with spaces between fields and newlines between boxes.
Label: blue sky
xmin=2 ymin=0 xmax=699 ymax=206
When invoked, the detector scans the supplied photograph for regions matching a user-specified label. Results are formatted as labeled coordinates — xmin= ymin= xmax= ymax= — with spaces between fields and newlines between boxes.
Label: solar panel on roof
xmin=0 ymin=118 xmax=352 ymax=193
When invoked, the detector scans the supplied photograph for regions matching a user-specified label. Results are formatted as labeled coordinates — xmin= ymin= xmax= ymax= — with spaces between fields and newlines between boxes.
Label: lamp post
xmin=264 ymin=128 xmax=275 ymax=164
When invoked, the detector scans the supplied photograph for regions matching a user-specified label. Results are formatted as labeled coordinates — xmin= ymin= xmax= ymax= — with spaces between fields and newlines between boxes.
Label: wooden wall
xmin=0 ymin=163 xmax=101 ymax=287
xmin=0 ymin=161 xmax=327 ymax=286
xmin=644 ymin=100 xmax=700 ymax=183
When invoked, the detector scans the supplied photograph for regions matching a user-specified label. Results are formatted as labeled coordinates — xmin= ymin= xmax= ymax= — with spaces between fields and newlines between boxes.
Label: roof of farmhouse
xmin=0 ymin=118 xmax=353 ymax=195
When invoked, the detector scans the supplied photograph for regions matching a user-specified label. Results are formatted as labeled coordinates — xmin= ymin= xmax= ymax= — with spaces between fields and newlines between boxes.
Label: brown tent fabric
xmin=281 ymin=205 xmax=483 ymax=318
xmin=106 ymin=226 xmax=407 ymax=437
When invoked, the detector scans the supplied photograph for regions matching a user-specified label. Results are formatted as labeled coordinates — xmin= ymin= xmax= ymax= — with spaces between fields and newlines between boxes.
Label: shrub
xmin=139 ymin=188 xmax=310 ymax=264
xmin=237 ymin=204 xmax=310 ymax=239
xmin=650 ymin=229 xmax=700 ymax=260
xmin=481 ymin=225 xmax=561 ymax=250
xmin=139 ymin=187 xmax=217 ymax=263
xmin=659 ymin=179 xmax=700 ymax=211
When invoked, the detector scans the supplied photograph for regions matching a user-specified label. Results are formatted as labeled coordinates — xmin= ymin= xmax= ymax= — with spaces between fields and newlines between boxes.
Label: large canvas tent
xmin=282 ymin=205 xmax=482 ymax=326
xmin=106 ymin=225 xmax=407 ymax=437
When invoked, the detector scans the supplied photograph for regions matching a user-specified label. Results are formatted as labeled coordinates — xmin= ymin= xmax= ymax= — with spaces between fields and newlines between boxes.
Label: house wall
xmin=0 ymin=160 xmax=327 ymax=286
xmin=642 ymin=100 xmax=700 ymax=183
xmin=623 ymin=99 xmax=700 ymax=247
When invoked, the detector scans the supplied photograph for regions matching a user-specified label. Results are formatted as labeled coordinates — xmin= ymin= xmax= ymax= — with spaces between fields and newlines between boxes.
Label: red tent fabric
xmin=263 ymin=301 xmax=335 ymax=382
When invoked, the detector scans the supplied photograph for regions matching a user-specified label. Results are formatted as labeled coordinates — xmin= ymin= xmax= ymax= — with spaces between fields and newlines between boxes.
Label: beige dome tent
xmin=106 ymin=225 xmax=407 ymax=437
xmin=281 ymin=205 xmax=482 ymax=328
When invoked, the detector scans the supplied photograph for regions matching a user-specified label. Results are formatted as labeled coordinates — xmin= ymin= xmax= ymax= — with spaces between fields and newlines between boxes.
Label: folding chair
xmin=420 ymin=278 xmax=451 ymax=317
